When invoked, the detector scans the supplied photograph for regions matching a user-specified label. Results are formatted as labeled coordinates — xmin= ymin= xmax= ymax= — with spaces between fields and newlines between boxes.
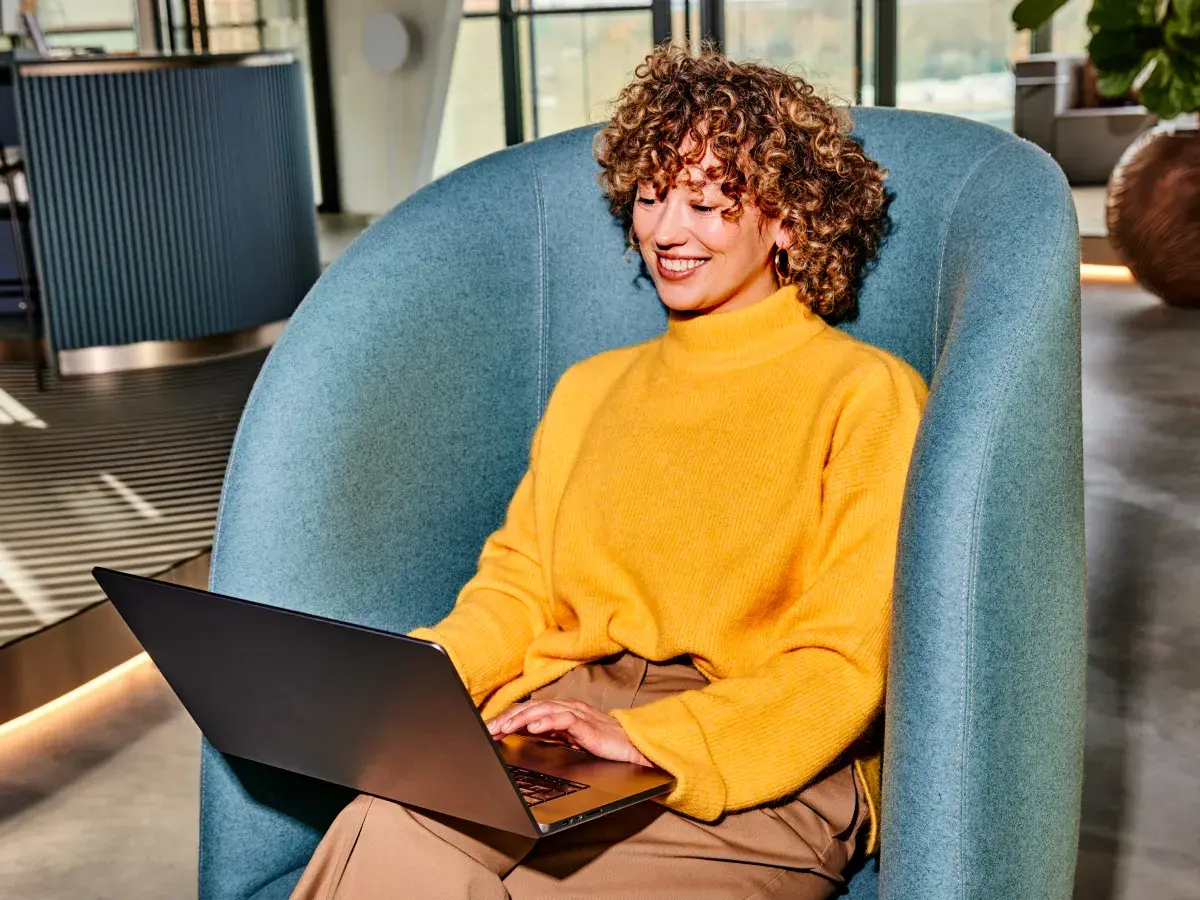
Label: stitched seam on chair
xmin=208 ymin=271 xmax=320 ymax=574
xmin=197 ymin=746 xmax=209 ymax=899
xmin=209 ymin=354 xmax=266 ymax=572
xmin=932 ymin=142 xmax=1005 ymax=377
xmin=204 ymin=268 xmax=325 ymax=898
xmin=953 ymin=189 xmax=1073 ymax=900
xmin=532 ymin=157 xmax=550 ymax=418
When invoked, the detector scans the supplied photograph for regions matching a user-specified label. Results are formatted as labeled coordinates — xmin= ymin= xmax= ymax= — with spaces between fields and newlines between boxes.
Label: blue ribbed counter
xmin=16 ymin=53 xmax=319 ymax=369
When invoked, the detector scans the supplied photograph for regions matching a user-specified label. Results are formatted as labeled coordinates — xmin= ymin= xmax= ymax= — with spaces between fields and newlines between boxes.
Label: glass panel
xmin=37 ymin=0 xmax=135 ymax=31
xmin=259 ymin=0 xmax=320 ymax=202
xmin=161 ymin=0 xmax=190 ymax=49
xmin=435 ymin=16 xmax=506 ymax=177
xmin=520 ymin=15 xmax=535 ymax=139
xmin=859 ymin=0 xmax=874 ymax=105
xmin=45 ymin=29 xmax=138 ymax=52
xmin=724 ymin=0 xmax=857 ymax=101
xmin=38 ymin=0 xmax=136 ymax=50
xmin=260 ymin=0 xmax=308 ymax=54
xmin=897 ymin=0 xmax=1031 ymax=129
xmin=523 ymin=10 xmax=653 ymax=140
xmin=517 ymin=0 xmax=651 ymax=10
xmin=206 ymin=24 xmax=262 ymax=52
xmin=206 ymin=0 xmax=260 ymax=27
xmin=670 ymin=0 xmax=687 ymax=47
xmin=1052 ymin=0 xmax=1090 ymax=54
xmin=667 ymin=0 xmax=701 ymax=51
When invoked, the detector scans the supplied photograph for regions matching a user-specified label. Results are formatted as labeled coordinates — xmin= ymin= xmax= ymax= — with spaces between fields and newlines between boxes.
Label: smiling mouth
xmin=656 ymin=254 xmax=710 ymax=280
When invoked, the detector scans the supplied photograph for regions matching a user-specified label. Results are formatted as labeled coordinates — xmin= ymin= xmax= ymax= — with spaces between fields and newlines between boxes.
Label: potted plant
xmin=1014 ymin=0 xmax=1200 ymax=307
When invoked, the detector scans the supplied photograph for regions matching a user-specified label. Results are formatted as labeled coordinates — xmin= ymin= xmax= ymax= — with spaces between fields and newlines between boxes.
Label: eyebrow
xmin=638 ymin=178 xmax=717 ymax=193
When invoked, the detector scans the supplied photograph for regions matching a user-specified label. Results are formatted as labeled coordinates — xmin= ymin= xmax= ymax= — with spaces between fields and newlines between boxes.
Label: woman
xmin=294 ymin=44 xmax=926 ymax=900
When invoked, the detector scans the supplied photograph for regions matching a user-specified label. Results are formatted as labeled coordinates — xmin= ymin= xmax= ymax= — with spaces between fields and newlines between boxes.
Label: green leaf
xmin=1013 ymin=0 xmax=1073 ymax=30
xmin=1162 ymin=54 xmax=1200 ymax=112
xmin=1174 ymin=0 xmax=1200 ymax=30
xmin=1088 ymin=0 xmax=1200 ymax=116
xmin=1096 ymin=67 xmax=1141 ymax=96
xmin=1165 ymin=39 xmax=1200 ymax=90
xmin=1138 ymin=55 xmax=1187 ymax=118
xmin=1165 ymin=8 xmax=1200 ymax=48
xmin=1088 ymin=26 xmax=1163 ymax=72
xmin=1087 ymin=0 xmax=1159 ymax=30
xmin=1154 ymin=13 xmax=1200 ymax=114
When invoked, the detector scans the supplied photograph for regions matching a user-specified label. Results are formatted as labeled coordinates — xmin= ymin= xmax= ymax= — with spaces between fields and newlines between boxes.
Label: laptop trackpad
xmin=497 ymin=735 xmax=675 ymax=829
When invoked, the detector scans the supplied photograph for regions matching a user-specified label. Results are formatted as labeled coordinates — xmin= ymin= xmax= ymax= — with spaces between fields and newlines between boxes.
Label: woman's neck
xmin=701 ymin=270 xmax=782 ymax=317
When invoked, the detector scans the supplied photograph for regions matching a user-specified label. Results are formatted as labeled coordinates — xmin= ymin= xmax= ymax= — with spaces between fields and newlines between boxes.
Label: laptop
xmin=91 ymin=567 xmax=674 ymax=838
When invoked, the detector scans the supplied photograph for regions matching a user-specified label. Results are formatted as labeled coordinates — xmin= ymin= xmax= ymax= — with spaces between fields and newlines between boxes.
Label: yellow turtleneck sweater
xmin=410 ymin=284 xmax=926 ymax=852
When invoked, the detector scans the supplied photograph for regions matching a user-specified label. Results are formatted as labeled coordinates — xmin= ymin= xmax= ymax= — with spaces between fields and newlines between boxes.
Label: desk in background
xmin=13 ymin=52 xmax=319 ymax=374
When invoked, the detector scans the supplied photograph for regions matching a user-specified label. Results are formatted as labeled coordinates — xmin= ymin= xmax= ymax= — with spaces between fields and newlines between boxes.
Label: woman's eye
xmin=693 ymin=204 xmax=716 ymax=213
xmin=636 ymin=196 xmax=655 ymax=207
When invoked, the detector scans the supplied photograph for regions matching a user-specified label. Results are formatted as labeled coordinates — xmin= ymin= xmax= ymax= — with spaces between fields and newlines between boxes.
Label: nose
xmin=652 ymin=195 xmax=689 ymax=249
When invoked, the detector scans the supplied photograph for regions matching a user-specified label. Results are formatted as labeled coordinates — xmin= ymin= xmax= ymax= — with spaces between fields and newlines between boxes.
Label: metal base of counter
xmin=0 ymin=552 xmax=210 ymax=728
xmin=21 ymin=321 xmax=287 ymax=376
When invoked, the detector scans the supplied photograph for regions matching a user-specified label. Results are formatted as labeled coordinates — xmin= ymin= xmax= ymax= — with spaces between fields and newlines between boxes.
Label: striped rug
xmin=0 ymin=353 xmax=264 ymax=646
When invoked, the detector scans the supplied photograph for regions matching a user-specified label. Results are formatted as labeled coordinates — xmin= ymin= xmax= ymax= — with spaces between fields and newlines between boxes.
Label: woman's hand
xmin=486 ymin=699 xmax=653 ymax=767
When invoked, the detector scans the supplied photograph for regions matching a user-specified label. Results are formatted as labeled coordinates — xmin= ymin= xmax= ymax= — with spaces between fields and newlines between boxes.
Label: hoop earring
xmin=773 ymin=246 xmax=791 ymax=281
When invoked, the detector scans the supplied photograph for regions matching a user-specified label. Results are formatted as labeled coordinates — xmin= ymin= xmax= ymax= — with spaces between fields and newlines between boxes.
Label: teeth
xmin=660 ymin=257 xmax=706 ymax=272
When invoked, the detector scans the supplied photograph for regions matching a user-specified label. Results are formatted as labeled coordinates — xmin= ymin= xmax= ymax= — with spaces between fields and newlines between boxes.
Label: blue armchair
xmin=201 ymin=109 xmax=1085 ymax=899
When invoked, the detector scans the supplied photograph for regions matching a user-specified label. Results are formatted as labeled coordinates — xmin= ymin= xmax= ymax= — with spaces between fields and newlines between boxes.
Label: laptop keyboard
xmin=508 ymin=766 xmax=589 ymax=806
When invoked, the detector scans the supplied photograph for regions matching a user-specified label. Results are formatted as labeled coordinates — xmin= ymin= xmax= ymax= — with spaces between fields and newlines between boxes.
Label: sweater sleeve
xmin=409 ymin=417 xmax=552 ymax=706
xmin=612 ymin=359 xmax=927 ymax=821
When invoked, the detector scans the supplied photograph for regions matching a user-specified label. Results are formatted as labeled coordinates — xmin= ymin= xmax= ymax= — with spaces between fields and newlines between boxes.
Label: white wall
xmin=326 ymin=0 xmax=461 ymax=216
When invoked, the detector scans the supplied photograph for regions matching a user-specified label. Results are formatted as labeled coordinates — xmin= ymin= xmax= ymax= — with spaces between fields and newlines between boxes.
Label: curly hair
xmin=593 ymin=44 xmax=887 ymax=320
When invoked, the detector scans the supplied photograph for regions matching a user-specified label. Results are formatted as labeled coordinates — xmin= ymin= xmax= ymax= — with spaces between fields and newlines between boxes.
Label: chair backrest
xmin=202 ymin=109 xmax=1085 ymax=900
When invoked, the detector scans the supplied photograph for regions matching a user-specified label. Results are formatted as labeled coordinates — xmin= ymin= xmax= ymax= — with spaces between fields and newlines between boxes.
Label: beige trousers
xmin=292 ymin=654 xmax=867 ymax=900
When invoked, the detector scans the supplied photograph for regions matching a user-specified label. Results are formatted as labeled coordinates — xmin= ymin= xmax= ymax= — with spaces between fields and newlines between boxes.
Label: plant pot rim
xmin=1156 ymin=112 xmax=1199 ymax=133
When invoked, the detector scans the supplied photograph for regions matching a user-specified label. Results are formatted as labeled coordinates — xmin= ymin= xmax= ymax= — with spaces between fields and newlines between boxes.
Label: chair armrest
xmin=880 ymin=142 xmax=1086 ymax=900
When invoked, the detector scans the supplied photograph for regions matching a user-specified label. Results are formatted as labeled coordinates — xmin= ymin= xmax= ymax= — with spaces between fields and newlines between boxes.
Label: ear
xmin=769 ymin=219 xmax=790 ymax=251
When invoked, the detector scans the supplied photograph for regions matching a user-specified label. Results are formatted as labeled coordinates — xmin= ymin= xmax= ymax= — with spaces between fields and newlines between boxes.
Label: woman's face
xmin=632 ymin=148 xmax=785 ymax=315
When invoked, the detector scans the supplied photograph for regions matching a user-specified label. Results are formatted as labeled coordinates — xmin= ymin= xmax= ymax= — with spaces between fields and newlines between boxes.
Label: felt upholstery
xmin=200 ymin=109 xmax=1084 ymax=900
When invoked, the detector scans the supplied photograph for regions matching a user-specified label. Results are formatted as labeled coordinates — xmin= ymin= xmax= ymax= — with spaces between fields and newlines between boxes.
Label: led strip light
xmin=0 ymin=652 xmax=152 ymax=740
xmin=1080 ymin=263 xmax=1134 ymax=283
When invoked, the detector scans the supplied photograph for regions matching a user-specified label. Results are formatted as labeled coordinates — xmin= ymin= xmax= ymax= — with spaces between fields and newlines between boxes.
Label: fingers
xmin=486 ymin=700 xmax=599 ymax=736
xmin=484 ymin=699 xmax=647 ymax=766
xmin=524 ymin=710 xmax=581 ymax=735
xmin=490 ymin=701 xmax=577 ymax=738
xmin=485 ymin=701 xmax=529 ymax=736
xmin=524 ymin=712 xmax=601 ymax=755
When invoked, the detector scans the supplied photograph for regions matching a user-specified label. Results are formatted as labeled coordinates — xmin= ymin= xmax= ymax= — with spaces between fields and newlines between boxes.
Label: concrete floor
xmin=1076 ymin=284 xmax=1200 ymax=900
xmin=0 ymin=661 xmax=200 ymax=899
xmin=1 ymin=280 xmax=1198 ymax=899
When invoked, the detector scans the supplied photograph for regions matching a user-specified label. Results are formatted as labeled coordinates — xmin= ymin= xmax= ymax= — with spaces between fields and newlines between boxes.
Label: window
xmin=435 ymin=0 xmax=657 ymax=176
xmin=435 ymin=0 xmax=1050 ymax=178
xmin=521 ymin=9 xmax=653 ymax=140
xmin=35 ymin=0 xmax=138 ymax=52
xmin=435 ymin=16 xmax=506 ymax=177
xmin=897 ymin=0 xmax=1031 ymax=129
xmin=725 ymin=0 xmax=859 ymax=102
xmin=1051 ymin=0 xmax=1090 ymax=54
